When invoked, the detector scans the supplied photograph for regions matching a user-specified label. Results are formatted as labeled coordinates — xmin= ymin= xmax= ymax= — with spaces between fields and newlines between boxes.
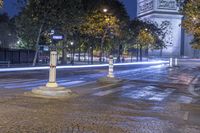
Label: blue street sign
xmin=52 ymin=35 xmax=64 ymax=40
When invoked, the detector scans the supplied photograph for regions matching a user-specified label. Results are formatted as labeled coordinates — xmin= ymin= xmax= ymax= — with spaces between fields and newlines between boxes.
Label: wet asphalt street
xmin=0 ymin=63 xmax=200 ymax=133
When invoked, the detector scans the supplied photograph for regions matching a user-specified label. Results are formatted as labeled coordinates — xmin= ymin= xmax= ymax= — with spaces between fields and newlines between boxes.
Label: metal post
xmin=46 ymin=50 xmax=58 ymax=88
xmin=107 ymin=55 xmax=114 ymax=78
xmin=169 ymin=58 xmax=173 ymax=67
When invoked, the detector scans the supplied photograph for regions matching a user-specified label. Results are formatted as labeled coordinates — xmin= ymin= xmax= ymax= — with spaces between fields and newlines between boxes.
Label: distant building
xmin=0 ymin=13 xmax=18 ymax=49
xmin=137 ymin=0 xmax=199 ymax=58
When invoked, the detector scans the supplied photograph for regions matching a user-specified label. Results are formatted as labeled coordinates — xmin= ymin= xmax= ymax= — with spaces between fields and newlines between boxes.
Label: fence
xmin=0 ymin=48 xmax=35 ymax=64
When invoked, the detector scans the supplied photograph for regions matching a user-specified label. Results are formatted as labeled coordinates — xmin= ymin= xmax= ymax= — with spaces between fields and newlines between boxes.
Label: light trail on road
xmin=0 ymin=61 xmax=169 ymax=72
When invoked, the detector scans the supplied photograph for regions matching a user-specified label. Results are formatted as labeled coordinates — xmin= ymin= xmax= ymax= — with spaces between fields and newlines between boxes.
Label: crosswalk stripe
xmin=93 ymin=88 xmax=122 ymax=96
xmin=3 ymin=80 xmax=85 ymax=89
xmin=177 ymin=96 xmax=193 ymax=104
xmin=0 ymin=79 xmax=38 ymax=85
xmin=148 ymin=88 xmax=175 ymax=101
xmin=1 ymin=79 xmax=72 ymax=88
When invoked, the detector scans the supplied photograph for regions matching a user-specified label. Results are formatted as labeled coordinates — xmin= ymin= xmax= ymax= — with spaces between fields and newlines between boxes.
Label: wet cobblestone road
xmin=0 ymin=64 xmax=200 ymax=133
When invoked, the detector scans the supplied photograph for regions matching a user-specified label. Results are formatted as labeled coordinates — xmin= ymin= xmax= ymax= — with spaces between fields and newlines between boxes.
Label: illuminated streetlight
xmin=193 ymin=17 xmax=197 ymax=21
xmin=103 ymin=8 xmax=108 ymax=13
xmin=70 ymin=41 xmax=74 ymax=46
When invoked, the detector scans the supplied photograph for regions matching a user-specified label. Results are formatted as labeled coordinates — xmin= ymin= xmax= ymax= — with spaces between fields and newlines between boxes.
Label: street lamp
xmin=70 ymin=41 xmax=74 ymax=46
xmin=103 ymin=8 xmax=108 ymax=13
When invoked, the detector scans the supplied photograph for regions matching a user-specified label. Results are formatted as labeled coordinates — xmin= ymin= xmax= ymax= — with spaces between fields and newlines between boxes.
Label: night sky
xmin=2 ymin=0 xmax=137 ymax=19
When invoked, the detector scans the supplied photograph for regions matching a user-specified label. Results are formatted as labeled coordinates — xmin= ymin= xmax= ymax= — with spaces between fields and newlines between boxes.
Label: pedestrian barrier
xmin=0 ymin=61 xmax=10 ymax=67
xmin=0 ymin=48 xmax=35 ymax=64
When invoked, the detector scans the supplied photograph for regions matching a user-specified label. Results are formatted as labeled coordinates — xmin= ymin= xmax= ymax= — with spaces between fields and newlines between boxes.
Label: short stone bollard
xmin=30 ymin=50 xmax=73 ymax=98
xmin=46 ymin=50 xmax=58 ymax=88
xmin=174 ymin=58 xmax=178 ymax=67
xmin=169 ymin=58 xmax=173 ymax=68
xmin=97 ymin=55 xmax=122 ymax=84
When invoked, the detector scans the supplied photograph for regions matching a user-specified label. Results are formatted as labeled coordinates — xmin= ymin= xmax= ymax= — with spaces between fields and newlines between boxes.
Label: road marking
xmin=91 ymin=84 xmax=116 ymax=90
xmin=3 ymin=80 xmax=85 ymax=89
xmin=0 ymin=79 xmax=38 ymax=85
xmin=183 ymin=112 xmax=189 ymax=121
xmin=59 ymin=81 xmax=85 ymax=86
xmin=177 ymin=96 xmax=193 ymax=104
xmin=148 ymin=88 xmax=175 ymax=101
xmin=93 ymin=88 xmax=122 ymax=96
xmin=4 ymin=79 xmax=70 ymax=89
xmin=188 ymin=84 xmax=199 ymax=97
xmin=122 ymin=86 xmax=175 ymax=102
xmin=122 ymin=85 xmax=135 ymax=89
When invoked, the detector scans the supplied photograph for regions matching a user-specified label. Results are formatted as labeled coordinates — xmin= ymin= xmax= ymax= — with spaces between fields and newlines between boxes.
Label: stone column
xmin=107 ymin=55 xmax=114 ymax=78
xmin=46 ymin=51 xmax=58 ymax=88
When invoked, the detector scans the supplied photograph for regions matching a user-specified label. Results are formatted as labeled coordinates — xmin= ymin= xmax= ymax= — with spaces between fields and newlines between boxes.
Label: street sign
xmin=52 ymin=35 xmax=64 ymax=40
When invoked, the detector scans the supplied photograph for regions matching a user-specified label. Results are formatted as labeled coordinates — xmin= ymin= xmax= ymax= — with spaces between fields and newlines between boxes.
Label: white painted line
xmin=93 ymin=88 xmax=122 ymax=96
xmin=0 ymin=79 xmax=38 ymax=85
xmin=4 ymin=79 xmax=72 ymax=89
xmin=91 ymin=84 xmax=116 ymax=90
xmin=149 ymin=88 xmax=175 ymax=101
xmin=70 ymin=81 xmax=96 ymax=88
xmin=59 ymin=81 xmax=85 ymax=86
xmin=183 ymin=112 xmax=189 ymax=121
xmin=188 ymin=85 xmax=199 ymax=97
xmin=177 ymin=96 xmax=193 ymax=104
xmin=122 ymin=85 xmax=135 ymax=89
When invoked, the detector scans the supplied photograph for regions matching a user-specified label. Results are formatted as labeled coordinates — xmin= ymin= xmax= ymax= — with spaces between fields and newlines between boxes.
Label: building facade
xmin=137 ymin=0 xmax=198 ymax=58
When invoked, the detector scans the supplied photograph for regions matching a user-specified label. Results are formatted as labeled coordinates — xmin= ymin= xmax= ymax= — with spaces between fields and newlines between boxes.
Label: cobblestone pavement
xmin=0 ymin=81 xmax=200 ymax=133
xmin=0 ymin=63 xmax=200 ymax=133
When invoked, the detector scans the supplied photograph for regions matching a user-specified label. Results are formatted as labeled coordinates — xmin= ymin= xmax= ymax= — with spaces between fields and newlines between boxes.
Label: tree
xmin=178 ymin=0 xmax=200 ymax=49
xmin=81 ymin=0 xmax=129 ymax=62
xmin=128 ymin=19 xmax=168 ymax=61
xmin=16 ymin=0 xmax=83 ymax=66
xmin=82 ymin=10 xmax=120 ymax=62
xmin=0 ymin=0 xmax=3 ymax=8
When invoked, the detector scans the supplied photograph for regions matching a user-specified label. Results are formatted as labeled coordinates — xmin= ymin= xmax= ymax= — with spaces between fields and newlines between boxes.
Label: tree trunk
xmin=131 ymin=51 xmax=133 ymax=62
xmin=87 ymin=48 xmax=90 ymax=64
xmin=160 ymin=48 xmax=163 ymax=57
xmin=146 ymin=47 xmax=149 ymax=61
xmin=84 ymin=51 xmax=86 ymax=62
xmin=117 ymin=44 xmax=121 ymax=63
xmin=136 ymin=44 xmax=139 ymax=62
xmin=91 ymin=45 xmax=93 ymax=64
xmin=78 ymin=45 xmax=81 ymax=62
xmin=62 ymin=33 xmax=68 ymax=64
xmin=62 ymin=48 xmax=67 ymax=64
xmin=140 ymin=44 xmax=142 ymax=61
xmin=32 ymin=24 xmax=44 ymax=66
xmin=99 ymin=33 xmax=106 ymax=62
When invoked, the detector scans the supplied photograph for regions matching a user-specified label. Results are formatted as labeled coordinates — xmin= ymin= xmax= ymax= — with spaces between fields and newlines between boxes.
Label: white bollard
xmin=174 ymin=58 xmax=178 ymax=67
xmin=107 ymin=55 xmax=114 ymax=78
xmin=46 ymin=50 xmax=58 ymax=88
xmin=169 ymin=58 xmax=173 ymax=67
